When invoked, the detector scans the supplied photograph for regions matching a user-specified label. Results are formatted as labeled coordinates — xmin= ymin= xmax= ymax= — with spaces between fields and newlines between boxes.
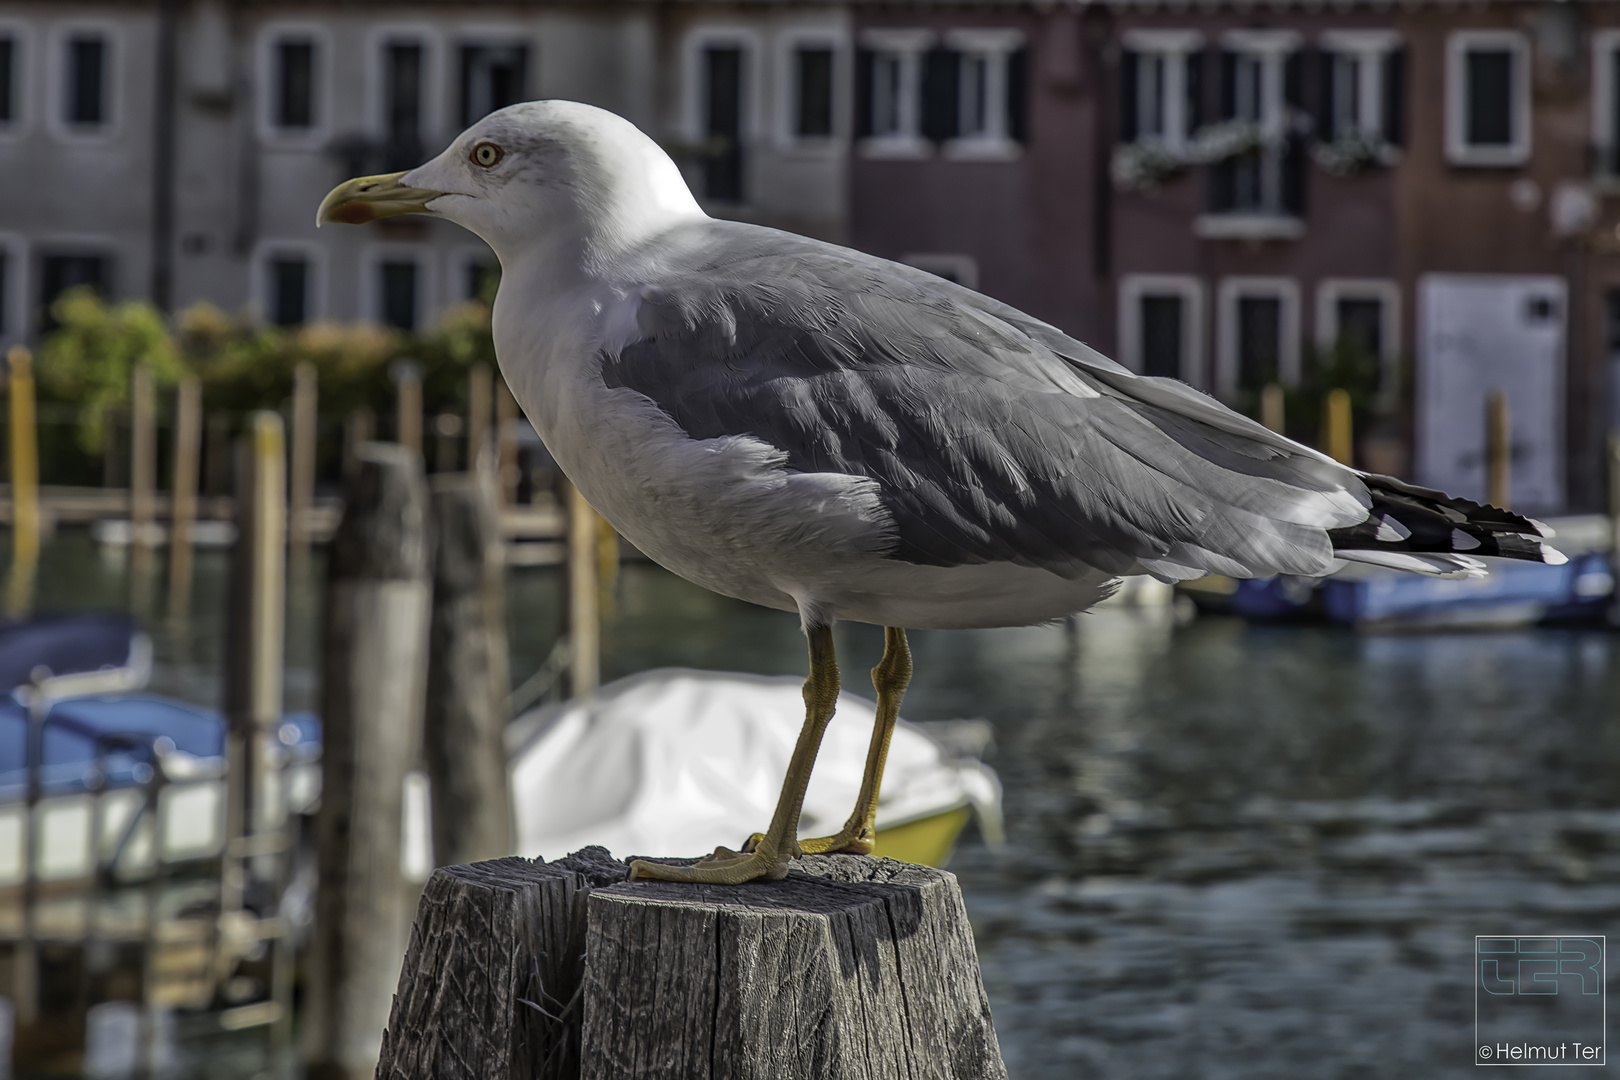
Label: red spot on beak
xmin=331 ymin=202 xmax=375 ymax=225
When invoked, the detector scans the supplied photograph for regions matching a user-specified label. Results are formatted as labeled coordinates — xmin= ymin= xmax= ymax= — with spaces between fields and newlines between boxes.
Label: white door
xmin=1416 ymin=274 xmax=1565 ymax=514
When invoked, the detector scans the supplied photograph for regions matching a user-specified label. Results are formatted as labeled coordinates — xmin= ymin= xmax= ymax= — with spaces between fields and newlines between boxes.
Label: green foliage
xmin=35 ymin=288 xmax=187 ymax=452
xmin=33 ymin=291 xmax=500 ymax=461
xmin=1286 ymin=335 xmax=1389 ymax=446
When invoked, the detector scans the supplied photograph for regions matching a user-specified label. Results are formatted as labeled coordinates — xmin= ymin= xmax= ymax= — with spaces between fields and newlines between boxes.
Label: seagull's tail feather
xmin=1327 ymin=473 xmax=1565 ymax=578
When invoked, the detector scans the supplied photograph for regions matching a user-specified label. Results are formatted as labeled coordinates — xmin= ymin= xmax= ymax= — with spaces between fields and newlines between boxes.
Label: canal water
xmin=22 ymin=530 xmax=1620 ymax=1078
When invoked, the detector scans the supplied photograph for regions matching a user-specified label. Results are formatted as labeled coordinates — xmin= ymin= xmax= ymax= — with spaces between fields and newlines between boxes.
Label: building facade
xmin=4 ymin=1 xmax=1620 ymax=510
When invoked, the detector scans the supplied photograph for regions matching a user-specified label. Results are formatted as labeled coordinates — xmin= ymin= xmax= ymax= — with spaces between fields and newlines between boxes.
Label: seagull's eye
xmin=470 ymin=142 xmax=504 ymax=169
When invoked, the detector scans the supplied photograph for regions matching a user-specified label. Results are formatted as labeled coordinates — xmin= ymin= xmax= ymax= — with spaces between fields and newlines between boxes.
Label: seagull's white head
xmin=318 ymin=100 xmax=705 ymax=270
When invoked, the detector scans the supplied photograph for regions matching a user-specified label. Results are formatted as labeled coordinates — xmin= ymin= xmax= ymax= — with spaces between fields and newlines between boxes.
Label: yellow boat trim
xmin=871 ymin=804 xmax=975 ymax=868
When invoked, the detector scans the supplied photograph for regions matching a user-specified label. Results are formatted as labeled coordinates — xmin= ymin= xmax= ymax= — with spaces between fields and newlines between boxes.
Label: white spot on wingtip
xmin=1528 ymin=518 xmax=1556 ymax=539
xmin=1374 ymin=516 xmax=1411 ymax=542
xmin=1450 ymin=529 xmax=1480 ymax=551
xmin=1541 ymin=543 xmax=1569 ymax=566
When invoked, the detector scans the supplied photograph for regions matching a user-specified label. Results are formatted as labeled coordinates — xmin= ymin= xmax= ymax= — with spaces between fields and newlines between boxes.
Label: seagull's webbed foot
xmin=741 ymin=826 xmax=873 ymax=856
xmin=628 ymin=836 xmax=802 ymax=884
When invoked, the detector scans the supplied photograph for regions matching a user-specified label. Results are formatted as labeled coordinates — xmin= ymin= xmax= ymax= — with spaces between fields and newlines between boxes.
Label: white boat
xmin=507 ymin=667 xmax=1003 ymax=868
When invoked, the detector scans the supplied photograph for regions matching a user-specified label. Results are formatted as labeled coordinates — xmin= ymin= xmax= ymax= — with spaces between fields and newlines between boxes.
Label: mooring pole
xmin=1487 ymin=390 xmax=1511 ymax=509
xmin=290 ymin=361 xmax=318 ymax=557
xmin=308 ymin=443 xmax=430 ymax=1080
xmin=7 ymin=346 xmax=39 ymax=617
xmin=467 ymin=362 xmax=493 ymax=471
xmin=496 ymin=378 xmax=519 ymax=505
xmin=1260 ymin=382 xmax=1285 ymax=435
xmin=394 ymin=360 xmax=423 ymax=458
xmin=130 ymin=362 xmax=156 ymax=547
xmin=168 ymin=374 xmax=201 ymax=623
xmin=1323 ymin=388 xmax=1353 ymax=466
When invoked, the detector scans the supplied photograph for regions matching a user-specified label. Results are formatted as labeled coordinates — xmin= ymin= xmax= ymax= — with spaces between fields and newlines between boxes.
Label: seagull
xmin=320 ymin=101 xmax=1564 ymax=885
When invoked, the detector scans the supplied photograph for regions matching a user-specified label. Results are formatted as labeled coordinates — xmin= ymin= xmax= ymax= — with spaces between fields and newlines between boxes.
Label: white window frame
xmin=454 ymin=26 xmax=534 ymax=128
xmin=257 ymin=21 xmax=332 ymax=146
xmin=251 ymin=241 xmax=327 ymax=327
xmin=0 ymin=232 xmax=28 ymax=348
xmin=1445 ymin=30 xmax=1530 ymax=167
xmin=46 ymin=19 xmax=119 ymax=143
xmin=366 ymin=24 xmax=444 ymax=151
xmin=680 ymin=26 xmax=761 ymax=144
xmin=0 ymin=20 xmax=34 ymax=140
xmin=1120 ymin=29 xmax=1202 ymax=152
xmin=1191 ymin=30 xmax=1301 ymax=233
xmin=775 ymin=27 xmax=843 ymax=151
xmin=901 ymin=253 xmax=978 ymax=291
xmin=1319 ymin=29 xmax=1400 ymax=142
xmin=1592 ymin=30 xmax=1620 ymax=180
xmin=363 ymin=243 xmax=435 ymax=331
xmin=1315 ymin=278 xmax=1400 ymax=394
xmin=859 ymin=28 xmax=932 ymax=160
xmin=942 ymin=28 xmax=1023 ymax=162
xmin=1118 ymin=274 xmax=1206 ymax=387
xmin=1216 ymin=276 xmax=1301 ymax=397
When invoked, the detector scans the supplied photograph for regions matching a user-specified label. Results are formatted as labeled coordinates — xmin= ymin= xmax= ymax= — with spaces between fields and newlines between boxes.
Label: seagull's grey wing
xmin=603 ymin=225 xmax=1549 ymax=580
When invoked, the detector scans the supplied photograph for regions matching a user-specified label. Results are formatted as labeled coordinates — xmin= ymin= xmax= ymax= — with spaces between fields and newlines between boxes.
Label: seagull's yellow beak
xmin=317 ymin=171 xmax=444 ymax=227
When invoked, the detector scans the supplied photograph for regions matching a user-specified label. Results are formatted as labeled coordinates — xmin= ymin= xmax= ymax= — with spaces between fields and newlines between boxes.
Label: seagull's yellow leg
xmin=793 ymin=626 xmax=911 ymax=856
xmin=628 ymin=625 xmax=841 ymax=884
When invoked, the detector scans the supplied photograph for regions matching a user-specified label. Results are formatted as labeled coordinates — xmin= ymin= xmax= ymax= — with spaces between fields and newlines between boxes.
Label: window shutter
xmin=854 ymin=48 xmax=874 ymax=139
xmin=1383 ymin=46 xmax=1406 ymax=147
xmin=1120 ymin=48 xmax=1139 ymax=142
xmin=1319 ymin=51 xmax=1339 ymax=142
xmin=921 ymin=46 xmax=960 ymax=142
xmin=1219 ymin=49 xmax=1238 ymax=121
xmin=1008 ymin=46 xmax=1029 ymax=142
xmin=1184 ymin=50 xmax=1202 ymax=138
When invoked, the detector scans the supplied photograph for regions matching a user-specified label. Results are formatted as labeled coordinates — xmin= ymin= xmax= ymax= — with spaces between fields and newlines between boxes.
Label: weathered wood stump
xmin=377 ymin=850 xmax=1006 ymax=1080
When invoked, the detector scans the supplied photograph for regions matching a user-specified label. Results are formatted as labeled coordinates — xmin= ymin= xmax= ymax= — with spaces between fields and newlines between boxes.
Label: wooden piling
xmin=290 ymin=361 xmax=318 ymax=554
xmin=432 ymin=413 xmax=462 ymax=474
xmin=1323 ymin=388 xmax=1353 ymax=466
xmin=130 ymin=364 xmax=156 ymax=547
xmin=375 ymin=850 xmax=1007 ymax=1080
xmin=344 ymin=407 xmax=376 ymax=483
xmin=1260 ymin=382 xmax=1285 ymax=435
xmin=205 ymin=412 xmax=232 ymax=496
xmin=566 ymin=481 xmax=599 ymax=698
xmin=7 ymin=347 xmax=39 ymax=616
xmin=1487 ymin=390 xmax=1511 ymax=509
xmin=167 ymin=374 xmax=201 ymax=620
xmin=467 ymin=362 xmax=493 ymax=471
xmin=496 ymin=378 xmax=519 ymax=505
xmin=395 ymin=361 xmax=423 ymax=457
xmin=308 ymin=443 xmax=430 ymax=1080
xmin=424 ymin=469 xmax=511 ymax=867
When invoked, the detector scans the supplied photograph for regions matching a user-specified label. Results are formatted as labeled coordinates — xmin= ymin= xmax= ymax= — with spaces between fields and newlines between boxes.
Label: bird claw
xmin=627 ymin=843 xmax=792 ymax=884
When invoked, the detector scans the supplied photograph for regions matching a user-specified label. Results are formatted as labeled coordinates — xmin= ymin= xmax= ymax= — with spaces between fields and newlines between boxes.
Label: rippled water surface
xmin=23 ymin=530 xmax=1620 ymax=1078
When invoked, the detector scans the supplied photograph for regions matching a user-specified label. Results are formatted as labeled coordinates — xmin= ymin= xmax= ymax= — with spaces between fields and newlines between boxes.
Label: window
xmin=793 ymin=45 xmax=834 ymax=139
xmin=1201 ymin=31 xmax=1304 ymax=228
xmin=1316 ymin=279 xmax=1400 ymax=393
xmin=270 ymin=257 xmax=309 ymax=327
xmin=1591 ymin=32 xmax=1620 ymax=178
xmin=39 ymin=253 xmax=110 ymax=331
xmin=1318 ymin=31 xmax=1403 ymax=146
xmin=66 ymin=34 xmax=106 ymax=127
xmin=702 ymin=46 xmax=745 ymax=202
xmin=856 ymin=30 xmax=931 ymax=156
xmin=383 ymin=42 xmax=424 ymax=171
xmin=941 ymin=29 xmax=1026 ymax=158
xmin=1446 ymin=31 xmax=1529 ymax=166
xmin=275 ymin=39 xmax=314 ymax=129
xmin=1217 ymin=277 xmax=1299 ymax=397
xmin=1119 ymin=275 xmax=1204 ymax=385
xmin=0 ymin=35 xmax=15 ymax=125
xmin=379 ymin=261 xmax=418 ymax=330
xmin=1119 ymin=31 xmax=1202 ymax=150
xmin=902 ymin=253 xmax=979 ymax=290
xmin=461 ymin=44 xmax=527 ymax=127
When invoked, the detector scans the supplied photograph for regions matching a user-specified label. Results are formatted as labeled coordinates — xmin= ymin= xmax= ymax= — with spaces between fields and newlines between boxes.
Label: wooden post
xmin=1260 ymin=382 xmax=1285 ymax=435
xmin=224 ymin=412 xmax=287 ymax=867
xmin=467 ymin=362 xmax=493 ymax=472
xmin=496 ymin=377 xmax=519 ymax=505
xmin=1487 ymin=389 xmax=1511 ymax=509
xmin=566 ymin=481 xmax=599 ymax=698
xmin=308 ymin=443 xmax=430 ymax=1080
xmin=7 ymin=347 xmax=39 ymax=617
xmin=424 ymin=470 xmax=511 ymax=867
xmin=395 ymin=360 xmax=423 ymax=457
xmin=205 ymin=412 xmax=232 ymax=496
xmin=290 ymin=361 xmax=318 ymax=554
xmin=130 ymin=363 xmax=156 ymax=547
xmin=1609 ymin=431 xmax=1620 ymax=558
xmin=167 ymin=374 xmax=201 ymax=621
xmin=432 ymin=413 xmax=462 ymax=474
xmin=1323 ymin=387 xmax=1353 ymax=466
xmin=375 ymin=851 xmax=1007 ymax=1080
xmin=344 ymin=407 xmax=376 ymax=483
